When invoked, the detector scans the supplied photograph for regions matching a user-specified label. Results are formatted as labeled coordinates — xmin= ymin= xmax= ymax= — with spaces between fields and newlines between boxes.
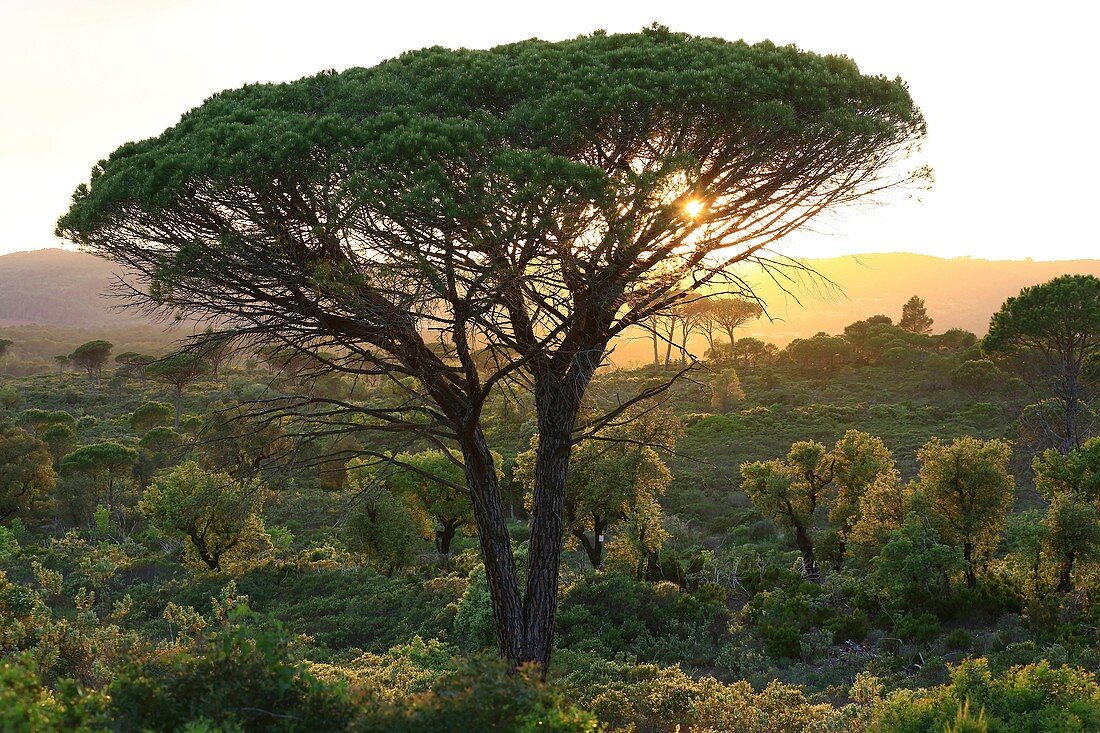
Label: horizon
xmin=6 ymin=245 xmax=1098 ymax=267
xmin=2 ymin=1 xmax=1098 ymax=260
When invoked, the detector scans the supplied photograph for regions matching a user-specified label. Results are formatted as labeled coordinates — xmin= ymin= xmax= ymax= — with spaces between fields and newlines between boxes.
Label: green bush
xmin=873 ymin=658 xmax=1100 ymax=732
xmin=109 ymin=609 xmax=354 ymax=732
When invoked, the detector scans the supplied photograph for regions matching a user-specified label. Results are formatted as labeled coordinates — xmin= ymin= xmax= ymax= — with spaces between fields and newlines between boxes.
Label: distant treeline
xmin=0 ymin=324 xmax=178 ymax=377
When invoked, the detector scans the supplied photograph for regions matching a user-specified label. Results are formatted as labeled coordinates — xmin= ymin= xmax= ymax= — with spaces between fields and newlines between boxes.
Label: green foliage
xmin=452 ymin=565 xmax=498 ymax=653
xmin=0 ymin=426 xmax=55 ymax=522
xmin=784 ymin=333 xmax=857 ymax=373
xmin=130 ymin=401 xmax=174 ymax=434
xmin=355 ymin=656 xmax=599 ymax=733
xmin=873 ymin=658 xmax=1100 ymax=732
xmin=110 ymin=609 xmax=354 ymax=732
xmin=141 ymin=461 xmax=270 ymax=572
xmin=69 ymin=340 xmax=113 ymax=387
xmin=709 ymin=368 xmax=745 ymax=413
xmin=868 ymin=512 xmax=964 ymax=616
xmin=344 ymin=460 xmax=423 ymax=577
xmin=1032 ymin=438 xmax=1100 ymax=593
xmin=385 ymin=450 xmax=472 ymax=557
xmin=899 ymin=295 xmax=934 ymax=335
xmin=15 ymin=408 xmax=76 ymax=437
xmin=919 ymin=437 xmax=1015 ymax=587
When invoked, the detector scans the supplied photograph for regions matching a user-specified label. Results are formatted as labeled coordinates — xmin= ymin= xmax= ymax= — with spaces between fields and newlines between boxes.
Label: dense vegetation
xmin=1 ymin=279 xmax=1098 ymax=731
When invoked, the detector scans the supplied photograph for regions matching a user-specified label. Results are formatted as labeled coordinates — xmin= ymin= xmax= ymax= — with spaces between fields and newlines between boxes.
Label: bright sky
xmin=0 ymin=0 xmax=1095 ymax=260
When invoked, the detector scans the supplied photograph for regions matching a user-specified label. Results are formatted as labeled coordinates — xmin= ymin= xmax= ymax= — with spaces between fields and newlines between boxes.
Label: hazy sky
xmin=0 ymin=0 xmax=1095 ymax=260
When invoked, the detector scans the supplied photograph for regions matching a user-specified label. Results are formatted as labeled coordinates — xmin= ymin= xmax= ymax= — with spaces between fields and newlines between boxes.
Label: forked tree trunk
xmin=576 ymin=515 xmax=607 ymax=569
xmin=435 ymin=519 xmax=459 ymax=557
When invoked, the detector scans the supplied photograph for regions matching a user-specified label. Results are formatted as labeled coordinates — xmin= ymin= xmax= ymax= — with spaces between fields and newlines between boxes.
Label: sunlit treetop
xmin=59 ymin=27 xmax=924 ymax=333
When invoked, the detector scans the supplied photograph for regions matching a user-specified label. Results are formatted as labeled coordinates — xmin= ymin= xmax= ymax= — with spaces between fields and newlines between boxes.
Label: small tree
xmin=985 ymin=274 xmax=1100 ymax=453
xmin=899 ymin=295 xmax=933 ymax=334
xmin=710 ymin=298 xmax=764 ymax=355
xmin=950 ymin=359 xmax=1003 ymax=398
xmin=115 ymin=352 xmax=156 ymax=386
xmin=0 ymin=338 xmax=12 ymax=365
xmin=40 ymin=423 xmax=76 ymax=471
xmin=709 ymin=368 xmax=745 ymax=413
xmin=344 ymin=459 xmax=422 ymax=576
xmin=61 ymin=441 xmax=138 ymax=516
xmin=16 ymin=409 xmax=76 ymax=439
xmin=70 ymin=340 xmax=113 ymax=390
xmin=918 ymin=436 xmax=1014 ymax=588
xmin=827 ymin=430 xmax=896 ymax=567
xmin=134 ymin=426 xmax=185 ymax=488
xmin=0 ymin=385 xmax=22 ymax=412
xmin=386 ymin=450 xmax=473 ymax=558
xmin=130 ymin=401 xmax=175 ymax=435
xmin=140 ymin=461 xmax=270 ymax=571
xmin=728 ymin=337 xmax=778 ymax=368
xmin=53 ymin=354 xmax=71 ymax=376
xmin=784 ymin=333 xmax=856 ymax=374
xmin=1032 ymin=438 xmax=1100 ymax=593
xmin=847 ymin=469 xmax=913 ymax=557
xmin=741 ymin=441 xmax=834 ymax=582
xmin=0 ymin=427 xmax=56 ymax=523
xmin=147 ymin=352 xmax=210 ymax=429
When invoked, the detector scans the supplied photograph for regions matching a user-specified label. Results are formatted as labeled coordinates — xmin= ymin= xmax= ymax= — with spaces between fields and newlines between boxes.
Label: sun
xmin=683 ymin=199 xmax=706 ymax=218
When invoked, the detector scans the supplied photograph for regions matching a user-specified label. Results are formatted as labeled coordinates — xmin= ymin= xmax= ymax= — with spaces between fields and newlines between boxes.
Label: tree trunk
xmin=1063 ymin=367 xmax=1080 ymax=453
xmin=522 ymin=408 xmax=571 ymax=670
xmin=435 ymin=519 xmax=458 ymax=557
xmin=459 ymin=426 xmax=525 ymax=664
xmin=173 ymin=386 xmax=182 ymax=430
xmin=577 ymin=516 xmax=606 ymax=569
xmin=792 ymin=522 xmax=820 ymax=583
xmin=1056 ymin=551 xmax=1076 ymax=594
xmin=963 ymin=540 xmax=977 ymax=588
xmin=190 ymin=532 xmax=221 ymax=571
xmin=651 ymin=331 xmax=659 ymax=367
xmin=519 ymin=364 xmax=594 ymax=672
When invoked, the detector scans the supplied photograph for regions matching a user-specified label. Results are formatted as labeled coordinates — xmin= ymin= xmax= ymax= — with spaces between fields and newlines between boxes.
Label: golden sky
xmin=1 ymin=0 xmax=1095 ymax=260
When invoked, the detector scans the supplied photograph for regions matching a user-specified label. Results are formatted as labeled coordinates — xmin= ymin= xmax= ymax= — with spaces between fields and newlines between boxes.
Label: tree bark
xmin=522 ymin=406 xmax=571 ymax=670
xmin=435 ymin=519 xmax=459 ymax=557
xmin=459 ymin=426 xmax=525 ymax=664
xmin=519 ymin=362 xmax=596 ymax=672
xmin=792 ymin=522 xmax=820 ymax=583
xmin=1056 ymin=551 xmax=1076 ymax=594
xmin=576 ymin=516 xmax=607 ymax=569
xmin=963 ymin=540 xmax=977 ymax=588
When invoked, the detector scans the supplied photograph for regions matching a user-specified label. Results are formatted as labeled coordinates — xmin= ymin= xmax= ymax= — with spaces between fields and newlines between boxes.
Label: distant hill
xmin=3 ymin=246 xmax=1099 ymax=357
xmin=741 ymin=252 xmax=1100 ymax=342
xmin=0 ymin=248 xmax=148 ymax=327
